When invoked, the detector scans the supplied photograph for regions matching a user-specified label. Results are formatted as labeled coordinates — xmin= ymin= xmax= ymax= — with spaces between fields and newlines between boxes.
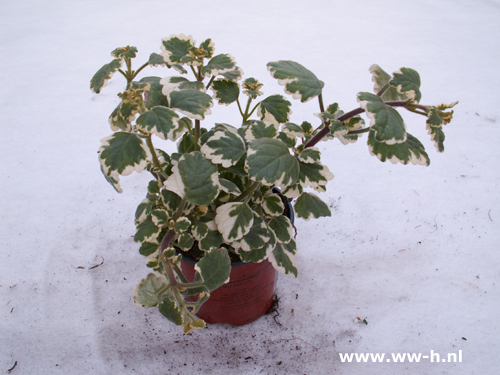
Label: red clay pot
xmin=180 ymin=257 xmax=277 ymax=326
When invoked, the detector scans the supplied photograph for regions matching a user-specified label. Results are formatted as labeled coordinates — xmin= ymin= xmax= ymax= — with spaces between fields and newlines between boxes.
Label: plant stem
xmin=304 ymin=100 xmax=413 ymax=149
xmin=206 ymin=75 xmax=215 ymax=90
xmin=233 ymin=181 xmax=261 ymax=203
xmin=131 ymin=62 xmax=150 ymax=80
xmin=318 ymin=93 xmax=325 ymax=113
xmin=145 ymin=135 xmax=167 ymax=182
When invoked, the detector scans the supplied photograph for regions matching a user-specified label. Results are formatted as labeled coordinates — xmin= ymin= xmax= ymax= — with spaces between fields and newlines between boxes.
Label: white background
xmin=1 ymin=0 xmax=499 ymax=374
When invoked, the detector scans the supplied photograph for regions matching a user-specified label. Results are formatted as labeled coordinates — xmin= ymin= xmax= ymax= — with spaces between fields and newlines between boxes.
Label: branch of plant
xmin=304 ymin=100 xmax=427 ymax=149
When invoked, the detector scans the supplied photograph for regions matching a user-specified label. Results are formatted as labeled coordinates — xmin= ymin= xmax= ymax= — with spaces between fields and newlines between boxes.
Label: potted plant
xmin=90 ymin=34 xmax=457 ymax=333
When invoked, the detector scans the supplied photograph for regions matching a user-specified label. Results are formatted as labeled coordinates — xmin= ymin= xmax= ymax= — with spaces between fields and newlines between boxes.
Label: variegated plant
xmin=91 ymin=35 xmax=457 ymax=333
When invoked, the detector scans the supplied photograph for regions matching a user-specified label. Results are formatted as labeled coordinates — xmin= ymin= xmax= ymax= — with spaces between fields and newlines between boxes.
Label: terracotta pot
xmin=181 ymin=189 xmax=294 ymax=326
xmin=180 ymin=257 xmax=277 ymax=326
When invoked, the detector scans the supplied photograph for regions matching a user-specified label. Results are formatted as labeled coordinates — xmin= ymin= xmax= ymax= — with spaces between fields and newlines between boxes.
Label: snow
xmin=1 ymin=0 xmax=499 ymax=374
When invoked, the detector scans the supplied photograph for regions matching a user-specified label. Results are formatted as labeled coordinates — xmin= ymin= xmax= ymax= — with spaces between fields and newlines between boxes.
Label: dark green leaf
xmin=90 ymin=58 xmax=122 ymax=94
xmin=294 ymin=192 xmax=331 ymax=220
xmin=158 ymin=294 xmax=184 ymax=325
xmin=136 ymin=106 xmax=180 ymax=140
xmin=194 ymin=248 xmax=231 ymax=292
xmin=258 ymin=95 xmax=292 ymax=125
xmin=211 ymin=79 xmax=240 ymax=105
xmin=169 ymin=90 xmax=213 ymax=120
xmin=390 ymin=67 xmax=422 ymax=102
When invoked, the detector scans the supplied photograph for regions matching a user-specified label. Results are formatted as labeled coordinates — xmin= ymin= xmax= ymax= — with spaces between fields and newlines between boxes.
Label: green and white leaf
xmin=201 ymin=53 xmax=236 ymax=77
xmin=211 ymin=79 xmax=240 ymax=105
xmin=151 ymin=208 xmax=169 ymax=227
xmin=158 ymin=294 xmax=184 ymax=326
xmin=160 ymin=189 xmax=182 ymax=211
xmin=199 ymin=229 xmax=224 ymax=251
xmin=90 ymin=58 xmax=122 ymax=94
xmin=194 ymin=248 xmax=231 ymax=292
xmin=269 ymin=215 xmax=294 ymax=244
xmin=191 ymin=221 xmax=209 ymax=241
xmin=267 ymin=240 xmax=298 ymax=277
xmin=174 ymin=217 xmax=191 ymax=233
xmin=220 ymin=66 xmax=244 ymax=81
xmin=242 ymin=77 xmax=263 ymax=99
xmin=219 ymin=178 xmax=241 ymax=195
xmin=133 ymin=273 xmax=169 ymax=308
xmin=169 ymin=89 xmax=213 ymax=120
xmin=215 ymin=202 xmax=254 ymax=243
xmin=109 ymin=100 xmax=139 ymax=131
xmin=426 ymin=123 xmax=445 ymax=152
xmin=329 ymin=120 xmax=349 ymax=137
xmin=200 ymin=130 xmax=246 ymax=168
xmin=139 ymin=242 xmax=159 ymax=257
xmin=235 ymin=214 xmax=272 ymax=251
xmin=246 ymin=138 xmax=300 ymax=187
xmin=367 ymin=129 xmax=430 ymax=166
xmin=148 ymin=52 xmax=169 ymax=67
xmin=177 ymin=232 xmax=194 ymax=251
xmin=390 ymin=67 xmax=422 ymax=102
xmin=138 ymin=76 xmax=170 ymax=109
xmin=277 ymin=131 xmax=297 ymax=148
xmin=134 ymin=217 xmax=161 ymax=243
xmin=160 ymin=34 xmax=196 ymax=65
xmin=298 ymin=161 xmax=334 ymax=192
xmin=257 ymin=95 xmax=292 ymax=125
xmin=235 ymin=230 xmax=276 ymax=263
xmin=369 ymin=64 xmax=409 ymax=101
xmin=164 ymin=151 xmax=219 ymax=206
xmin=111 ymin=46 xmax=138 ymax=59
xmin=244 ymin=121 xmax=279 ymax=142
xmin=298 ymin=147 xmax=321 ymax=164
xmin=263 ymin=194 xmax=285 ymax=217
xmin=160 ymin=76 xmax=205 ymax=98
xmin=267 ymin=60 xmax=324 ymax=103
xmin=282 ymin=122 xmax=304 ymax=138
xmin=136 ymin=106 xmax=180 ymax=140
xmin=357 ymin=92 xmax=407 ymax=145
xmin=294 ymin=192 xmax=331 ymax=220
xmin=99 ymin=132 xmax=151 ymax=192
xmin=135 ymin=198 xmax=153 ymax=224
xmin=281 ymin=183 xmax=303 ymax=199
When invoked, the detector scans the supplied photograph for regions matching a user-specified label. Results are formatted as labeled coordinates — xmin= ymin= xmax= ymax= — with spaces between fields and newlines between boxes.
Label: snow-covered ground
xmin=1 ymin=0 xmax=499 ymax=374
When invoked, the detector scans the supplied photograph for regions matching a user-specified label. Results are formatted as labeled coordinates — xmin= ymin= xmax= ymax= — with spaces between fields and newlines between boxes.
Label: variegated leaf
xmin=139 ymin=242 xmax=159 ymax=257
xmin=194 ymin=248 xmax=231 ymax=292
xmin=148 ymin=52 xmax=169 ymax=67
xmin=211 ymin=79 xmax=240 ymax=105
xmin=134 ymin=217 xmax=161 ymax=243
xmin=90 ymin=58 xmax=122 ymax=94
xmin=390 ymin=67 xmax=422 ymax=102
xmin=257 ymin=95 xmax=292 ymax=125
xmin=267 ymin=240 xmax=298 ymax=277
xmin=368 ymin=129 xmax=430 ymax=166
xmin=160 ymin=76 xmax=205 ymax=98
xmin=160 ymin=189 xmax=182 ymax=211
xmin=158 ymin=294 xmax=184 ymax=326
xmin=136 ymin=106 xmax=180 ymax=140
xmin=135 ymin=198 xmax=153 ymax=224
xmin=215 ymin=202 xmax=254 ymax=243
xmin=199 ymin=229 xmax=224 ymax=251
xmin=191 ymin=221 xmax=209 ymax=241
xmin=163 ymin=151 xmax=220 ymax=206
xmin=242 ymin=77 xmax=263 ymax=99
xmin=426 ymin=123 xmax=445 ymax=152
xmin=281 ymin=183 xmax=303 ymax=199
xmin=235 ymin=229 xmax=276 ymax=263
xmin=244 ymin=121 xmax=279 ymax=141
xmin=220 ymin=66 xmax=244 ymax=81
xmin=282 ymin=122 xmax=304 ymax=138
xmin=219 ymin=178 xmax=241 ymax=195
xmin=263 ymin=194 xmax=285 ymax=217
xmin=111 ymin=46 xmax=137 ymax=59
xmin=139 ymin=76 xmax=170 ymax=109
xmin=237 ymin=215 xmax=272 ymax=251
xmin=201 ymin=54 xmax=236 ymax=77
xmin=298 ymin=161 xmax=334 ymax=192
xmin=298 ymin=147 xmax=321 ymax=164
xmin=99 ymin=132 xmax=151 ymax=193
xmin=160 ymin=34 xmax=196 ymax=65
xmin=269 ymin=215 xmax=294 ymax=244
xmin=294 ymin=192 xmax=331 ymax=220
xmin=174 ymin=217 xmax=191 ymax=233
xmin=357 ymin=92 xmax=407 ymax=145
xmin=169 ymin=89 xmax=213 ymax=120
xmin=177 ymin=232 xmax=194 ymax=251
xmin=133 ymin=273 xmax=169 ymax=308
xmin=200 ymin=130 xmax=246 ymax=168
xmin=267 ymin=60 xmax=324 ymax=103
xmin=246 ymin=138 xmax=300 ymax=187
xmin=109 ymin=100 xmax=139 ymax=131
xmin=151 ymin=208 xmax=169 ymax=227
xmin=369 ymin=64 xmax=409 ymax=101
